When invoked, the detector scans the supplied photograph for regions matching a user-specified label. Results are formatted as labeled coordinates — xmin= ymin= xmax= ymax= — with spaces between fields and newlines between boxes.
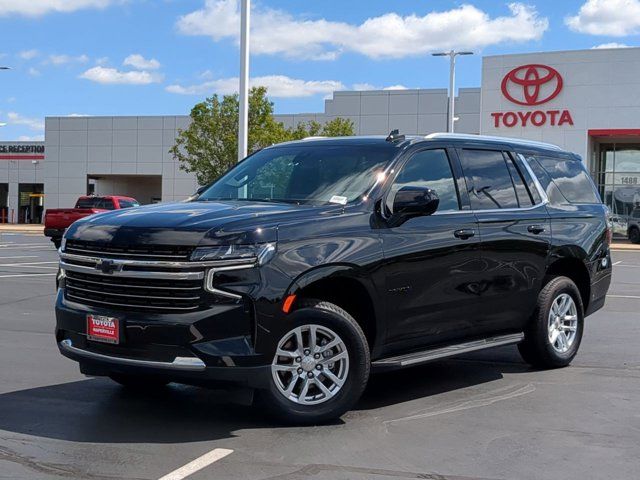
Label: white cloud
xmin=566 ymin=0 xmax=640 ymax=36
xmin=18 ymin=49 xmax=39 ymax=60
xmin=592 ymin=42 xmax=632 ymax=49
xmin=7 ymin=112 xmax=44 ymax=131
xmin=351 ymin=83 xmax=408 ymax=91
xmin=123 ymin=54 xmax=161 ymax=70
xmin=28 ymin=67 xmax=41 ymax=77
xmin=46 ymin=54 xmax=89 ymax=65
xmin=18 ymin=134 xmax=45 ymax=141
xmin=177 ymin=1 xmax=548 ymax=60
xmin=166 ymin=75 xmax=344 ymax=97
xmin=0 ymin=0 xmax=120 ymax=17
xmin=80 ymin=66 xmax=164 ymax=85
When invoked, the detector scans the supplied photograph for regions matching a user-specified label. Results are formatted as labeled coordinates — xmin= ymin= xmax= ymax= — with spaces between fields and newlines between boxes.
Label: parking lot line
xmin=158 ymin=448 xmax=234 ymax=480
xmin=0 ymin=261 xmax=58 ymax=266
xmin=0 ymin=273 xmax=56 ymax=278
xmin=607 ymin=294 xmax=640 ymax=299
xmin=0 ymin=255 xmax=39 ymax=260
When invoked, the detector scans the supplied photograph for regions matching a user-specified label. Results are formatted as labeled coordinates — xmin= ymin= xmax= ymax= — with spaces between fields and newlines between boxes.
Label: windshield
xmin=197 ymin=144 xmax=396 ymax=205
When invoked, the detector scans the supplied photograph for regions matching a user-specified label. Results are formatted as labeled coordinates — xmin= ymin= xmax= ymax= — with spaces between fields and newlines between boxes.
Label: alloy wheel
xmin=271 ymin=324 xmax=349 ymax=405
xmin=547 ymin=293 xmax=578 ymax=354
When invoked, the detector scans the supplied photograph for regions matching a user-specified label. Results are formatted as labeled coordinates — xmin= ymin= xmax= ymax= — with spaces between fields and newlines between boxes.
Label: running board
xmin=372 ymin=333 xmax=524 ymax=371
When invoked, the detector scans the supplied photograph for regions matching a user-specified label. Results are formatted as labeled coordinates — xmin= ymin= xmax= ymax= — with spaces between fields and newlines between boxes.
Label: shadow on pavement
xmin=0 ymin=346 xmax=531 ymax=443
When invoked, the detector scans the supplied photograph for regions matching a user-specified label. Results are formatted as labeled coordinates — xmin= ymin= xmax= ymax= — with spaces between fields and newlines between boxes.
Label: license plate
xmin=87 ymin=314 xmax=120 ymax=344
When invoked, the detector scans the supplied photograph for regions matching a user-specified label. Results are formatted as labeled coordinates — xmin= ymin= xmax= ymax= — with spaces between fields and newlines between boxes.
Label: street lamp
xmin=432 ymin=50 xmax=473 ymax=133
xmin=238 ymin=0 xmax=250 ymax=163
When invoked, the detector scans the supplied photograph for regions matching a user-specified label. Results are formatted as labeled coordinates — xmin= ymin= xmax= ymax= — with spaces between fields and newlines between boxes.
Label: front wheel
xmin=629 ymin=227 xmax=640 ymax=244
xmin=259 ymin=299 xmax=370 ymax=425
xmin=518 ymin=276 xmax=584 ymax=369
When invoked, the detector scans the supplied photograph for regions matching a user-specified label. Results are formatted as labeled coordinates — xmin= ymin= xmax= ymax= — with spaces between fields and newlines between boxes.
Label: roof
xmin=270 ymin=133 xmax=569 ymax=156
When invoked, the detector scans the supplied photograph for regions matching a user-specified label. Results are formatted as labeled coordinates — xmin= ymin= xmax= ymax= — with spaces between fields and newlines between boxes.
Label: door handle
xmin=527 ymin=225 xmax=546 ymax=235
xmin=454 ymin=229 xmax=476 ymax=240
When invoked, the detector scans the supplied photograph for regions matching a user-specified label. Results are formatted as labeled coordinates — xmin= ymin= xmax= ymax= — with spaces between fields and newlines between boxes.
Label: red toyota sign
xmin=491 ymin=63 xmax=573 ymax=128
xmin=501 ymin=64 xmax=563 ymax=106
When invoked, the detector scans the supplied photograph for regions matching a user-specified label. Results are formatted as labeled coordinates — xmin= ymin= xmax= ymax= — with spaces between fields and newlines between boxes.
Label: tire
xmin=518 ymin=276 xmax=584 ymax=369
xmin=52 ymin=238 xmax=61 ymax=250
xmin=259 ymin=299 xmax=370 ymax=425
xmin=629 ymin=227 xmax=640 ymax=244
xmin=108 ymin=373 xmax=169 ymax=390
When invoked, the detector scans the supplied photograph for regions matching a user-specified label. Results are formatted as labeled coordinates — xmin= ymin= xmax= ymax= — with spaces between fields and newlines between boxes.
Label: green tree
xmin=171 ymin=87 xmax=355 ymax=185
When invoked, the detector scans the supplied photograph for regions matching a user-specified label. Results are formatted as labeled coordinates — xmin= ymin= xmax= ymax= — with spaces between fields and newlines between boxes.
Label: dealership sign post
xmin=491 ymin=64 xmax=573 ymax=128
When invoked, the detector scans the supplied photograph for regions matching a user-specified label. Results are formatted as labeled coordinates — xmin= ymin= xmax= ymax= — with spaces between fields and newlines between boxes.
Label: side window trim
xmin=503 ymin=151 xmax=535 ymax=207
xmin=516 ymin=153 xmax=550 ymax=207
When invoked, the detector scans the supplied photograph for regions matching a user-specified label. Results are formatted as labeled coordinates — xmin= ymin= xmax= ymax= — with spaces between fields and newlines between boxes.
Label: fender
xmin=285 ymin=263 xmax=387 ymax=358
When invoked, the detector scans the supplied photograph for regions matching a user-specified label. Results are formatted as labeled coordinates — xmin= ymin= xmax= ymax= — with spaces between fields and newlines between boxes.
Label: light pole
xmin=432 ymin=51 xmax=473 ymax=133
xmin=238 ymin=0 xmax=250 ymax=163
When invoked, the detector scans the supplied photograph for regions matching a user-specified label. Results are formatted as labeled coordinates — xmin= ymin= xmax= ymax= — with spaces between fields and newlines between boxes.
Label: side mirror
xmin=195 ymin=185 xmax=208 ymax=196
xmin=391 ymin=186 xmax=439 ymax=225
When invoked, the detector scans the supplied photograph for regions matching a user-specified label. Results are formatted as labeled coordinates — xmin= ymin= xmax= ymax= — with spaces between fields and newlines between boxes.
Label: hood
xmin=65 ymin=200 xmax=341 ymax=246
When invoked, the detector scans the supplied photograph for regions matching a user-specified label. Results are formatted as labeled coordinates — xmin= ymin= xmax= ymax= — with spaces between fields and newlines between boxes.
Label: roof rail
xmin=425 ymin=132 xmax=563 ymax=151
xmin=301 ymin=136 xmax=327 ymax=141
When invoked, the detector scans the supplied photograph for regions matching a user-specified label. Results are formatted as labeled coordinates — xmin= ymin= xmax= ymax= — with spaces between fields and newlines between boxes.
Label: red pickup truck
xmin=44 ymin=195 xmax=139 ymax=248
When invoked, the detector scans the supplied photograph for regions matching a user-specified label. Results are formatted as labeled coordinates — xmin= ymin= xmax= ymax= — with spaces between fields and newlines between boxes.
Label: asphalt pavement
xmin=0 ymin=233 xmax=638 ymax=480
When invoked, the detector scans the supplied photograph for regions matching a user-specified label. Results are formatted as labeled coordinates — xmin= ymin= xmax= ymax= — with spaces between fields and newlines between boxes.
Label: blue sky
xmin=1 ymin=0 xmax=639 ymax=141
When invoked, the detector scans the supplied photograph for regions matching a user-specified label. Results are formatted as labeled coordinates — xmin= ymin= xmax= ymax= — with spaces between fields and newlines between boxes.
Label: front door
xmin=457 ymin=147 xmax=551 ymax=334
xmin=379 ymin=147 xmax=484 ymax=352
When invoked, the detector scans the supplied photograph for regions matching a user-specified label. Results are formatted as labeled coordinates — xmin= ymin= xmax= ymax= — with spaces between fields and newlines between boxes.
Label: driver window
xmin=386 ymin=149 xmax=460 ymax=214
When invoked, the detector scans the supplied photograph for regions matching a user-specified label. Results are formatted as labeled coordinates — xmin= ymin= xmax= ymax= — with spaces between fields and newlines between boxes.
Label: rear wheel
xmin=629 ymin=227 xmax=640 ymax=244
xmin=108 ymin=374 xmax=169 ymax=390
xmin=259 ymin=299 xmax=370 ymax=424
xmin=518 ymin=276 xmax=584 ymax=369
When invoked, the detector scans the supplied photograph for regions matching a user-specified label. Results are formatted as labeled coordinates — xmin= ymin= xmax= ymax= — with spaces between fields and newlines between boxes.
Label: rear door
xmin=457 ymin=146 xmax=551 ymax=334
xmin=380 ymin=145 xmax=485 ymax=351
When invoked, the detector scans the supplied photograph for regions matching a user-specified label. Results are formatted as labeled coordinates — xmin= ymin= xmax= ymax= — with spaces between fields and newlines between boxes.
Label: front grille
xmin=65 ymin=270 xmax=204 ymax=312
xmin=65 ymin=240 xmax=194 ymax=261
xmin=59 ymin=246 xmax=256 ymax=313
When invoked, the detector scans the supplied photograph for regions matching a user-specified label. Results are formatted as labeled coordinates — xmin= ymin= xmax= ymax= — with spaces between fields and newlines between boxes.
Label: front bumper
xmin=55 ymin=290 xmax=271 ymax=388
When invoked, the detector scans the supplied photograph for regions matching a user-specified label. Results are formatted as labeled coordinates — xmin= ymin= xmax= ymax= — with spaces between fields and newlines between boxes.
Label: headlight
xmin=191 ymin=243 xmax=276 ymax=265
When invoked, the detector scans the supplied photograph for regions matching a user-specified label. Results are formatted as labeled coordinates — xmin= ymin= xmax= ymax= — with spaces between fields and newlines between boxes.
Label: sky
xmin=1 ymin=0 xmax=640 ymax=141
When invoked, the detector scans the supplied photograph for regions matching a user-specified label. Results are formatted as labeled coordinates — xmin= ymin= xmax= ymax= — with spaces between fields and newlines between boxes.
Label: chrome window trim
xmin=59 ymin=339 xmax=206 ymax=371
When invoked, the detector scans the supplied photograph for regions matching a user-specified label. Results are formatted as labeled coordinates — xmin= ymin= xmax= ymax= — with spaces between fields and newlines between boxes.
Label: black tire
xmin=52 ymin=238 xmax=61 ymax=249
xmin=518 ymin=276 xmax=584 ymax=369
xmin=108 ymin=373 xmax=169 ymax=390
xmin=629 ymin=227 xmax=640 ymax=244
xmin=258 ymin=299 xmax=370 ymax=425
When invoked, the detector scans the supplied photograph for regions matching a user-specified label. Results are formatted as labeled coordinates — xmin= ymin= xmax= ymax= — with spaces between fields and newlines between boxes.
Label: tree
xmin=171 ymin=87 xmax=355 ymax=185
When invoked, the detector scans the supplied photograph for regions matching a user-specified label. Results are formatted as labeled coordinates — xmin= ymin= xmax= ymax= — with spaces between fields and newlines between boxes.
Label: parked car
xmin=44 ymin=195 xmax=139 ymax=248
xmin=54 ymin=133 xmax=612 ymax=424
xmin=627 ymin=207 xmax=640 ymax=244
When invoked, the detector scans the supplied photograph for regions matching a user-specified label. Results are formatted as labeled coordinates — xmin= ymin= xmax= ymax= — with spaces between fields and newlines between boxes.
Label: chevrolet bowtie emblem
xmin=96 ymin=259 xmax=121 ymax=275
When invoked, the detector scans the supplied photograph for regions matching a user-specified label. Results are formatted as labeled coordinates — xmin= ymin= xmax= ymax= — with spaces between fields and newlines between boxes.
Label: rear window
xmin=525 ymin=155 xmax=601 ymax=205
xmin=75 ymin=197 xmax=101 ymax=209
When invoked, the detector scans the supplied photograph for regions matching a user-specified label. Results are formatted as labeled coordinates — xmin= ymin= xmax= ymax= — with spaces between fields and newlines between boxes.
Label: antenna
xmin=386 ymin=129 xmax=405 ymax=142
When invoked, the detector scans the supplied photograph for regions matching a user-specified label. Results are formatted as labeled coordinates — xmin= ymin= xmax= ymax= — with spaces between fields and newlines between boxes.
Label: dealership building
xmin=2 ymin=46 xmax=640 ymax=234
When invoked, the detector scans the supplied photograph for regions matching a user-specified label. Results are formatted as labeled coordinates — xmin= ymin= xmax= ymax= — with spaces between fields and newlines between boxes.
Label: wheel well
xmin=295 ymin=277 xmax=377 ymax=350
xmin=546 ymin=258 xmax=591 ymax=311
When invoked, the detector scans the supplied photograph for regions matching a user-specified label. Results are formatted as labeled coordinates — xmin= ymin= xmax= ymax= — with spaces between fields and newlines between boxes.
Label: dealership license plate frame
xmin=86 ymin=314 xmax=120 ymax=344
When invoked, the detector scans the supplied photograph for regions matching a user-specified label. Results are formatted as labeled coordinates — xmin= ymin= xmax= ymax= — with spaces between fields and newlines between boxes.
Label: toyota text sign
xmin=491 ymin=64 xmax=573 ymax=128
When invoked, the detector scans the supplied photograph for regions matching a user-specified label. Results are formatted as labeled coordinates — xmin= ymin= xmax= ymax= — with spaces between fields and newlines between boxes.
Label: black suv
xmin=55 ymin=132 xmax=612 ymax=423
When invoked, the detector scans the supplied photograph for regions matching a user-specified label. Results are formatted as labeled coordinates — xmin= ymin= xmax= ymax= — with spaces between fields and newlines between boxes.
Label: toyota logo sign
xmin=491 ymin=63 xmax=572 ymax=128
xmin=501 ymin=64 xmax=563 ymax=106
